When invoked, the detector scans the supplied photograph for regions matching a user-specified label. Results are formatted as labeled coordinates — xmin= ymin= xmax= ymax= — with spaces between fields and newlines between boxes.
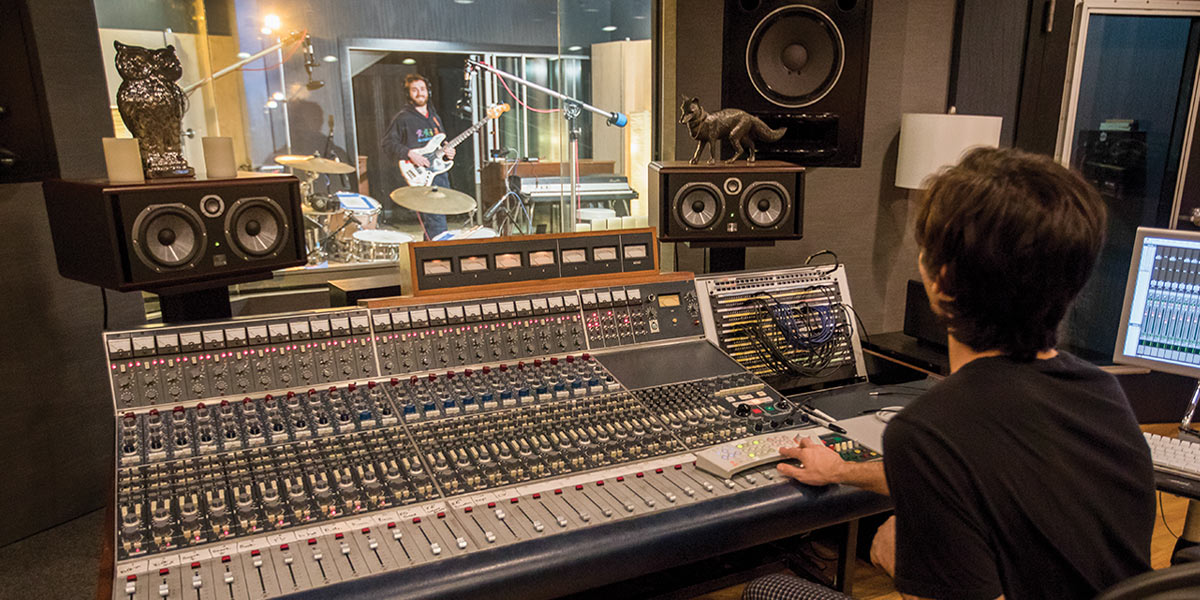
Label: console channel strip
xmin=103 ymin=274 xmax=881 ymax=599
xmin=696 ymin=265 xmax=867 ymax=393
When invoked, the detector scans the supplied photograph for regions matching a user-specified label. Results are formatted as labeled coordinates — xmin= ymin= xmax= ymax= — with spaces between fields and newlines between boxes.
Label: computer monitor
xmin=1114 ymin=226 xmax=1200 ymax=379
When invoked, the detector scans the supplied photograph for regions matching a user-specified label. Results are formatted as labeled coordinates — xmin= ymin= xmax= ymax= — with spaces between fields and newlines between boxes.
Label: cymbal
xmin=275 ymin=154 xmax=357 ymax=174
xmin=389 ymin=186 xmax=477 ymax=215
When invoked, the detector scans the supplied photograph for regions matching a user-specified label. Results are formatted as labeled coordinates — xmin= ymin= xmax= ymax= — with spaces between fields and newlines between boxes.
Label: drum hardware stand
xmin=464 ymin=59 xmax=627 ymax=232
xmin=308 ymin=214 xmax=363 ymax=262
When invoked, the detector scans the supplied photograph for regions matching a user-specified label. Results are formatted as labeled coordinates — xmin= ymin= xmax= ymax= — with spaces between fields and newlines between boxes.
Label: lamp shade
xmin=895 ymin=113 xmax=1003 ymax=189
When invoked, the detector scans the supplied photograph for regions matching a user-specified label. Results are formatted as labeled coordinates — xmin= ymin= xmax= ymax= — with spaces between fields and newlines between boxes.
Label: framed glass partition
xmin=1058 ymin=1 xmax=1200 ymax=359
xmin=90 ymin=0 xmax=650 ymax=281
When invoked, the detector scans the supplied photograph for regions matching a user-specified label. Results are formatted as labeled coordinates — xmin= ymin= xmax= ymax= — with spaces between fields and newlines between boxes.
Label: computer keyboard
xmin=1145 ymin=432 xmax=1200 ymax=478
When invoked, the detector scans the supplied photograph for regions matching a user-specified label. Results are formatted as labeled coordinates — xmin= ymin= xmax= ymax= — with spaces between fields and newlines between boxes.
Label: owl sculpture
xmin=114 ymin=41 xmax=194 ymax=178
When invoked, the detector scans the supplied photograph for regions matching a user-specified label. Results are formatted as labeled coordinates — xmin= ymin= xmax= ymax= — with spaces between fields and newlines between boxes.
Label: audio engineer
xmin=750 ymin=148 xmax=1156 ymax=600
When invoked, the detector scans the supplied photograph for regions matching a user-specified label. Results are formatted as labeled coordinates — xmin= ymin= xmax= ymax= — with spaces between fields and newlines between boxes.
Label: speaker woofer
xmin=131 ymin=204 xmax=206 ymax=271
xmin=675 ymin=182 xmax=725 ymax=230
xmin=741 ymin=181 xmax=790 ymax=228
xmin=225 ymin=197 xmax=288 ymax=260
xmin=746 ymin=5 xmax=845 ymax=108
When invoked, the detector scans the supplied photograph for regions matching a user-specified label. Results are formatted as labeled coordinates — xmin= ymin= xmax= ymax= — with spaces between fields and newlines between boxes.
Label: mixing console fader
xmin=106 ymin=310 xmax=376 ymax=409
xmin=101 ymin=273 xmax=883 ymax=600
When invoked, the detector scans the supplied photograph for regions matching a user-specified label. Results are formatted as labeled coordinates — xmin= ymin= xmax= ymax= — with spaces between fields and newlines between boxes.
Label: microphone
xmin=303 ymin=34 xmax=324 ymax=90
xmin=456 ymin=60 xmax=475 ymax=117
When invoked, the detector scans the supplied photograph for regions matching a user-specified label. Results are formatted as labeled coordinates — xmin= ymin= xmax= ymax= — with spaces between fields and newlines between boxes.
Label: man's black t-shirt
xmin=882 ymin=353 xmax=1154 ymax=600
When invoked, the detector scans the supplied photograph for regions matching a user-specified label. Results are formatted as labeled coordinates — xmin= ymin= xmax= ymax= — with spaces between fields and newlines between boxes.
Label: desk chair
xmin=744 ymin=562 xmax=1200 ymax=600
xmin=1095 ymin=562 xmax=1200 ymax=599
xmin=741 ymin=574 xmax=853 ymax=600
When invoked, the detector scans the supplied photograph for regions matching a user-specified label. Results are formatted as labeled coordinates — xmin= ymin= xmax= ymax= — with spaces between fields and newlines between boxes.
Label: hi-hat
xmin=389 ymin=186 xmax=477 ymax=215
xmin=275 ymin=154 xmax=357 ymax=174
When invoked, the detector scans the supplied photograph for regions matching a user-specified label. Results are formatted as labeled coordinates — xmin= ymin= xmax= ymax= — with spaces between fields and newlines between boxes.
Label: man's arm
xmin=776 ymin=436 xmax=889 ymax=496
xmin=381 ymin=116 xmax=417 ymax=165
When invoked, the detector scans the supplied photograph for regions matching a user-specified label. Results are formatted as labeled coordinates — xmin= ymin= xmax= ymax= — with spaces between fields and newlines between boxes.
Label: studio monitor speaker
xmin=650 ymin=160 xmax=804 ymax=242
xmin=43 ymin=174 xmax=304 ymax=292
xmin=722 ymin=0 xmax=872 ymax=167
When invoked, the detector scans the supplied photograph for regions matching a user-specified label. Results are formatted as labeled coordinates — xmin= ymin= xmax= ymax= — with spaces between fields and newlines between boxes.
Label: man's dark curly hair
xmin=914 ymin=147 xmax=1107 ymax=361
xmin=403 ymin=73 xmax=430 ymax=105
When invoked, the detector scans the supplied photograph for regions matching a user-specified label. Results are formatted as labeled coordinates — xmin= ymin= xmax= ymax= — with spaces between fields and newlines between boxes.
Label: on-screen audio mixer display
xmin=1121 ymin=236 xmax=1200 ymax=367
xmin=103 ymin=276 xmax=850 ymax=600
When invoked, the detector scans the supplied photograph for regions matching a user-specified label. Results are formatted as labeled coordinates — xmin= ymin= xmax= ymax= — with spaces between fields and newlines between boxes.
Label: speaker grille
xmin=225 ymin=197 xmax=288 ymax=260
xmin=742 ymin=181 xmax=790 ymax=228
xmin=131 ymin=204 xmax=206 ymax=271
xmin=746 ymin=5 xmax=846 ymax=108
xmin=675 ymin=182 xmax=724 ymax=229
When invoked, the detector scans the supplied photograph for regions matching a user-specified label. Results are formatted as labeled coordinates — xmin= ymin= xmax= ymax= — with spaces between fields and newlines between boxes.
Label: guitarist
xmin=382 ymin=73 xmax=457 ymax=239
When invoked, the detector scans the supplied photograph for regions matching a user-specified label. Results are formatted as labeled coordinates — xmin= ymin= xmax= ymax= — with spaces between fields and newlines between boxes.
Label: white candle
xmin=202 ymin=136 xmax=237 ymax=179
xmin=102 ymin=138 xmax=144 ymax=183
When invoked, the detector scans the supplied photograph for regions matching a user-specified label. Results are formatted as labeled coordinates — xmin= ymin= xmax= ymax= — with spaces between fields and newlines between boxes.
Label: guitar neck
xmin=443 ymin=118 xmax=491 ymax=151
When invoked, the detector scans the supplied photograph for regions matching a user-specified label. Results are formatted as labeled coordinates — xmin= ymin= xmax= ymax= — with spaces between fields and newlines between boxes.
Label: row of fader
xmin=113 ymin=453 xmax=788 ymax=600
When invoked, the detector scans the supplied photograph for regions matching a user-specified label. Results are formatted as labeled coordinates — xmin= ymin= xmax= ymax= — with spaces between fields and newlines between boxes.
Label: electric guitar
xmin=400 ymin=103 xmax=510 ymax=187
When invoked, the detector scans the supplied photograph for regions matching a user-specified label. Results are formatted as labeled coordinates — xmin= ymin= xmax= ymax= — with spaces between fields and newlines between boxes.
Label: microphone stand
xmin=465 ymin=59 xmax=627 ymax=232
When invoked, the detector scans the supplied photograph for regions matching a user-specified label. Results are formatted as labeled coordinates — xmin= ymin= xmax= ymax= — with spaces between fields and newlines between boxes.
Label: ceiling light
xmin=236 ymin=52 xmax=251 ymax=59
xmin=403 ymin=58 xmax=416 ymax=65
xmin=601 ymin=25 xmax=617 ymax=32
xmin=454 ymin=0 xmax=475 ymax=3
xmin=567 ymin=45 xmax=582 ymax=52
xmin=272 ymin=91 xmax=286 ymax=101
xmin=263 ymin=14 xmax=281 ymax=31
xmin=266 ymin=100 xmax=278 ymax=109
xmin=322 ymin=55 xmax=338 ymax=62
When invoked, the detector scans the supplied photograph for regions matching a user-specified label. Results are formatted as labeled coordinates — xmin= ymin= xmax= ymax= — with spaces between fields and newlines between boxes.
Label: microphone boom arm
xmin=465 ymin=59 xmax=627 ymax=127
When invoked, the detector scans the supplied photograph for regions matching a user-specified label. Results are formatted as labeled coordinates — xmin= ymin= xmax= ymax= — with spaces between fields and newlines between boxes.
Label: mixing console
xmin=101 ymin=272 xmax=882 ymax=599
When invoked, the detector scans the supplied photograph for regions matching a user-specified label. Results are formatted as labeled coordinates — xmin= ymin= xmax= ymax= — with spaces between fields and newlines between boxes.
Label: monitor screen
xmin=1114 ymin=226 xmax=1200 ymax=378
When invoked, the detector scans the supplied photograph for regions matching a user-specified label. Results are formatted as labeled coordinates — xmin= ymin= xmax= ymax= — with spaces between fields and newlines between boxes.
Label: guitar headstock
xmin=486 ymin=103 xmax=511 ymax=120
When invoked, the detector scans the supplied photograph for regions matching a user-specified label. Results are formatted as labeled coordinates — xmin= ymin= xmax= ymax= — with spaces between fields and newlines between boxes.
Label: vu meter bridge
xmin=103 ymin=267 xmax=881 ymax=600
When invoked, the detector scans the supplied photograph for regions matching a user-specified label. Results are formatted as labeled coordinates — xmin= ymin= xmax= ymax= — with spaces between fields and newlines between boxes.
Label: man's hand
xmin=407 ymin=149 xmax=430 ymax=168
xmin=443 ymin=146 xmax=456 ymax=160
xmin=776 ymin=436 xmax=848 ymax=486
xmin=870 ymin=516 xmax=897 ymax=578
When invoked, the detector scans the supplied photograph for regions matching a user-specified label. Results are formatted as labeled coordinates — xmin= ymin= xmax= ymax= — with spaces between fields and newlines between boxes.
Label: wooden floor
xmin=690 ymin=423 xmax=1191 ymax=600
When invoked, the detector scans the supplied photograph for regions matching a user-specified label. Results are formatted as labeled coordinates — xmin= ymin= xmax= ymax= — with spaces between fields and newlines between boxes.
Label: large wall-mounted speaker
xmin=650 ymin=160 xmax=804 ymax=242
xmin=722 ymin=0 xmax=872 ymax=167
xmin=43 ymin=174 xmax=304 ymax=292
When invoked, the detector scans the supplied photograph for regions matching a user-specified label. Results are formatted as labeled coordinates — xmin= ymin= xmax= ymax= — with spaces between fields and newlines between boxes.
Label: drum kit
xmin=278 ymin=154 xmax=494 ymax=265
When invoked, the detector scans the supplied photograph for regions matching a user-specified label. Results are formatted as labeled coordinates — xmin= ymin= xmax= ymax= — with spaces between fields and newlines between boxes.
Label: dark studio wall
xmin=0 ymin=0 xmax=145 ymax=547
xmin=662 ymin=0 xmax=957 ymax=333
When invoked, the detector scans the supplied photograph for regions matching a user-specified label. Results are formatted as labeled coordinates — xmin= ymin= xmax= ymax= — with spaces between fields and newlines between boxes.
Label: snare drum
xmin=351 ymin=229 xmax=413 ymax=262
xmin=329 ymin=192 xmax=381 ymax=244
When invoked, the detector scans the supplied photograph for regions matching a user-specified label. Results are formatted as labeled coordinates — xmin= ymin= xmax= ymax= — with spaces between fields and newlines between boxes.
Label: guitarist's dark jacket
xmin=382 ymin=104 xmax=446 ymax=182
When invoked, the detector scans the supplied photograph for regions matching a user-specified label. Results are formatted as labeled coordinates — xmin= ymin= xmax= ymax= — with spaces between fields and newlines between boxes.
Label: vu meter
xmin=529 ymin=250 xmax=555 ymax=267
xmin=495 ymin=253 xmax=522 ymax=269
